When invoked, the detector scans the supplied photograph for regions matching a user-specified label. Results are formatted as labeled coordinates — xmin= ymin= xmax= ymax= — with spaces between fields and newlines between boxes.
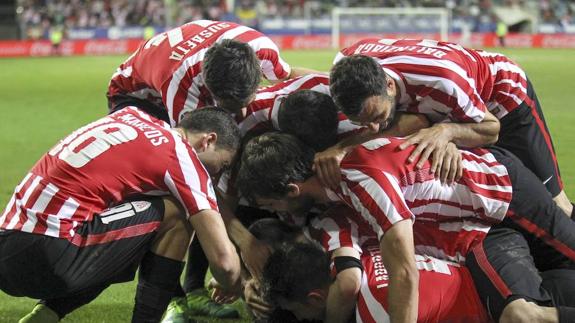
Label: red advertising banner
xmin=0 ymin=39 xmax=143 ymax=57
xmin=1 ymin=34 xmax=575 ymax=58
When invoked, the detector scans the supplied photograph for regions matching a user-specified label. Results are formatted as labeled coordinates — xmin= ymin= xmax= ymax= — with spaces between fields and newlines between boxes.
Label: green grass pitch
xmin=0 ymin=48 xmax=574 ymax=322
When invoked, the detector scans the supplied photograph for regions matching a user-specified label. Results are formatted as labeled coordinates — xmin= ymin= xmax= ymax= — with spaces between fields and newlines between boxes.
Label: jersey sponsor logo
xmin=99 ymin=203 xmax=136 ymax=224
xmin=131 ymin=201 xmax=152 ymax=213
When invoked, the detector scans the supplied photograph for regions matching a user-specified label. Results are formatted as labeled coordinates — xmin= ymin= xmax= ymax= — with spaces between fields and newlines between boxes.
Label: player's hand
xmin=241 ymin=238 xmax=273 ymax=280
xmin=313 ymin=145 xmax=348 ymax=189
xmin=399 ymin=124 xmax=459 ymax=182
xmin=244 ymin=279 xmax=274 ymax=319
xmin=208 ymin=278 xmax=240 ymax=304
xmin=438 ymin=142 xmax=463 ymax=184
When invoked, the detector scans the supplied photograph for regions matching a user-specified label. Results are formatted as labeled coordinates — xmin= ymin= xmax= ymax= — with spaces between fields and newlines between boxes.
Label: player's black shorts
xmin=107 ymin=94 xmax=170 ymax=124
xmin=496 ymin=78 xmax=563 ymax=196
xmin=0 ymin=197 xmax=164 ymax=300
xmin=466 ymin=148 xmax=575 ymax=320
xmin=465 ymin=226 xmax=554 ymax=320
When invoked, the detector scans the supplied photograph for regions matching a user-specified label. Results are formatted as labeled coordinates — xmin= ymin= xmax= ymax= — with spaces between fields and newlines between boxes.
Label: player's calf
xmin=133 ymin=197 xmax=193 ymax=322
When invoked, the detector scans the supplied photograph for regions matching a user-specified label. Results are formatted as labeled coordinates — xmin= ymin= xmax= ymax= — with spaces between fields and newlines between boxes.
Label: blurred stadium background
xmin=0 ymin=0 xmax=574 ymax=322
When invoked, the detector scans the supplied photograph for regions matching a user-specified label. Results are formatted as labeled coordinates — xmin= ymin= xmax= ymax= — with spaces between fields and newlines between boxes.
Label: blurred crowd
xmin=17 ymin=0 xmax=575 ymax=39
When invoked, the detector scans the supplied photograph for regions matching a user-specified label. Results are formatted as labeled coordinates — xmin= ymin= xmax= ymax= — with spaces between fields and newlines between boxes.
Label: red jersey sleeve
xmin=250 ymin=36 xmax=291 ymax=81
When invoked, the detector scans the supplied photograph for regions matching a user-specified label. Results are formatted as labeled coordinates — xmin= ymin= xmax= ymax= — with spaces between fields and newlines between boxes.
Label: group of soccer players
xmin=1 ymin=18 xmax=575 ymax=323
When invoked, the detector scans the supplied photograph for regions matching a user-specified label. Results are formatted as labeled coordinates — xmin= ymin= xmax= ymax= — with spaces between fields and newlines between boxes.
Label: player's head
xmin=203 ymin=39 xmax=262 ymax=114
xmin=179 ymin=107 xmax=241 ymax=176
xmin=330 ymin=55 xmax=398 ymax=132
xmin=237 ymin=132 xmax=316 ymax=216
xmin=278 ymin=90 xmax=339 ymax=152
xmin=262 ymin=242 xmax=331 ymax=321
xmin=248 ymin=218 xmax=307 ymax=250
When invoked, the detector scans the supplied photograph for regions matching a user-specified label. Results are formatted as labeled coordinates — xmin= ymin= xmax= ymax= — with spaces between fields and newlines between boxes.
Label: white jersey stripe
xmin=497 ymin=90 xmax=524 ymax=106
xmin=377 ymin=55 xmax=478 ymax=90
xmin=167 ymin=27 xmax=184 ymax=47
xmin=164 ymin=170 xmax=189 ymax=218
xmin=21 ymin=183 xmax=59 ymax=233
xmin=359 ymin=272 xmax=390 ymax=323
xmin=494 ymin=79 xmax=528 ymax=94
xmin=462 ymin=159 xmax=508 ymax=176
xmin=6 ymin=175 xmax=43 ymax=230
xmin=191 ymin=20 xmax=213 ymax=28
xmin=401 ymin=72 xmax=485 ymax=122
xmin=44 ymin=197 xmax=80 ymax=237
xmin=341 ymin=168 xmax=409 ymax=238
xmin=414 ymin=245 xmax=467 ymax=263
xmin=165 ymin=48 xmax=208 ymax=125
xmin=170 ymin=131 xmax=213 ymax=211
xmin=0 ymin=173 xmax=33 ymax=226
xmin=216 ymin=25 xmax=253 ymax=42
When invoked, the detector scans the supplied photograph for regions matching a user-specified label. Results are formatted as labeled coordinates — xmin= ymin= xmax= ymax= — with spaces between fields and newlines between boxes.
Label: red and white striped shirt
xmin=107 ymin=20 xmax=291 ymax=127
xmin=357 ymin=245 xmax=489 ymax=323
xmin=335 ymin=38 xmax=529 ymax=122
xmin=330 ymin=137 xmax=512 ymax=262
xmin=307 ymin=208 xmax=489 ymax=323
xmin=0 ymin=107 xmax=218 ymax=244
xmin=237 ymin=74 xmax=361 ymax=138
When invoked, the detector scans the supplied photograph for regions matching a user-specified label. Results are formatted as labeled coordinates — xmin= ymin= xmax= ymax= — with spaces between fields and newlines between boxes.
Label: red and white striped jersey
xmin=236 ymin=74 xmax=362 ymax=138
xmin=307 ymin=207 xmax=489 ymax=323
xmin=0 ymin=107 xmax=218 ymax=243
xmin=330 ymin=137 xmax=512 ymax=262
xmin=308 ymin=204 xmax=488 ymax=263
xmin=107 ymin=20 xmax=291 ymax=127
xmin=357 ymin=245 xmax=489 ymax=323
xmin=334 ymin=38 xmax=529 ymax=122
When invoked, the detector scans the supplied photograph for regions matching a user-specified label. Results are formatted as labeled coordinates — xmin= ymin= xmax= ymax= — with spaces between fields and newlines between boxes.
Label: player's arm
xmin=315 ymin=112 xmax=430 ymax=189
xmin=397 ymin=110 xmax=498 ymax=183
xmin=216 ymin=188 xmax=272 ymax=280
xmin=189 ymin=208 xmax=241 ymax=290
xmin=380 ymin=219 xmax=419 ymax=323
xmin=325 ymin=247 xmax=363 ymax=323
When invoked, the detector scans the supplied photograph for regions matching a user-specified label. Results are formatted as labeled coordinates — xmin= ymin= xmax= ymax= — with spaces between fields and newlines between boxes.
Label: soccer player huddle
xmin=2 ymin=20 xmax=575 ymax=323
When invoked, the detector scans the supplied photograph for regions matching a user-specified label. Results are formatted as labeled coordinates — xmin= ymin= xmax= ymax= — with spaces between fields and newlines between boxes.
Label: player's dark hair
xmin=248 ymin=218 xmax=303 ymax=250
xmin=179 ymin=107 xmax=241 ymax=151
xmin=330 ymin=55 xmax=388 ymax=117
xmin=237 ymin=133 xmax=315 ymax=203
xmin=203 ymin=39 xmax=262 ymax=113
xmin=262 ymin=242 xmax=331 ymax=304
xmin=278 ymin=90 xmax=339 ymax=152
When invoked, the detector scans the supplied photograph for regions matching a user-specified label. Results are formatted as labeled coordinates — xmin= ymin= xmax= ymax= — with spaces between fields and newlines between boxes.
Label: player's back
xmin=337 ymin=38 xmax=527 ymax=119
xmin=108 ymin=20 xmax=291 ymax=126
xmin=340 ymin=137 xmax=512 ymax=224
xmin=0 ymin=107 xmax=205 ymax=240
xmin=108 ymin=21 xmax=240 ymax=106
xmin=337 ymin=38 xmax=495 ymax=101
xmin=358 ymin=245 xmax=490 ymax=323
xmin=238 ymin=74 xmax=331 ymax=135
